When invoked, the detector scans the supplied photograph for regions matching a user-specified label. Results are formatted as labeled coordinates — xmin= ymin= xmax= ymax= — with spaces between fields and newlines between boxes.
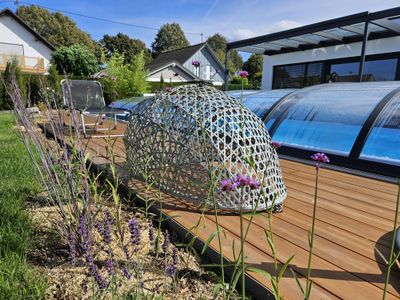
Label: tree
xmin=100 ymin=33 xmax=152 ymax=64
xmin=17 ymin=5 xmax=96 ymax=50
xmin=206 ymin=33 xmax=243 ymax=75
xmin=51 ymin=44 xmax=98 ymax=76
xmin=102 ymin=51 xmax=149 ymax=103
xmin=151 ymin=23 xmax=190 ymax=56
xmin=243 ymin=54 xmax=263 ymax=80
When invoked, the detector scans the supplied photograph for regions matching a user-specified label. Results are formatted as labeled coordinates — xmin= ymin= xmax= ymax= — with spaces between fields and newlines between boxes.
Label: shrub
xmin=51 ymin=44 xmax=99 ymax=76
xmin=230 ymin=75 xmax=248 ymax=85
xmin=101 ymin=51 xmax=149 ymax=103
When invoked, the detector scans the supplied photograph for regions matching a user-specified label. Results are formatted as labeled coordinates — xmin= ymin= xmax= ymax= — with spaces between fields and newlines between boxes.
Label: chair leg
xmin=80 ymin=113 xmax=87 ymax=137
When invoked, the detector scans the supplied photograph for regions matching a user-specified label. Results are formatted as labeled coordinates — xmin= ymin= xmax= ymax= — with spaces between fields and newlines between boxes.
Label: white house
xmin=0 ymin=8 xmax=54 ymax=74
xmin=226 ymin=7 xmax=400 ymax=90
xmin=145 ymin=43 xmax=225 ymax=85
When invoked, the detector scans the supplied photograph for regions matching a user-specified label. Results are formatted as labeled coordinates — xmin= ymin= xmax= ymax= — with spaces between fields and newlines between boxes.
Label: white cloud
xmin=263 ymin=20 xmax=303 ymax=34
xmin=230 ymin=28 xmax=257 ymax=40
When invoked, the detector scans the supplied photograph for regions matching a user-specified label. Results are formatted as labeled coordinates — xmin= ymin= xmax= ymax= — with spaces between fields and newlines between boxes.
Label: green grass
xmin=0 ymin=112 xmax=47 ymax=299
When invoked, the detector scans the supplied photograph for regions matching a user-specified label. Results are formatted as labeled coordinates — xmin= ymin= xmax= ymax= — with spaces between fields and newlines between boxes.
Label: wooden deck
xmin=44 ymin=117 xmax=400 ymax=299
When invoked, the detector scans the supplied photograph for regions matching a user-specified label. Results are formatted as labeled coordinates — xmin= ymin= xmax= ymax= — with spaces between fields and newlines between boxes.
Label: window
xmin=305 ymin=63 xmax=323 ymax=86
xmin=273 ymin=62 xmax=323 ymax=89
xmin=363 ymin=59 xmax=398 ymax=81
xmin=329 ymin=62 xmax=359 ymax=82
xmin=273 ymin=64 xmax=306 ymax=89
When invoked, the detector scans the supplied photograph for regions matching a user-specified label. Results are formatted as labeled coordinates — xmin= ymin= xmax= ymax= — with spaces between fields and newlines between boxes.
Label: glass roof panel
xmin=360 ymin=92 xmax=400 ymax=165
xmin=242 ymin=89 xmax=296 ymax=118
xmin=267 ymin=82 xmax=400 ymax=155
xmin=226 ymin=90 xmax=260 ymax=99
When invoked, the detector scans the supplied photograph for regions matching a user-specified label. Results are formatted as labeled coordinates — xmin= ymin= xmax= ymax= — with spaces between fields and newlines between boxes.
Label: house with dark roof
xmin=0 ymin=8 xmax=54 ymax=74
xmin=146 ymin=42 xmax=225 ymax=85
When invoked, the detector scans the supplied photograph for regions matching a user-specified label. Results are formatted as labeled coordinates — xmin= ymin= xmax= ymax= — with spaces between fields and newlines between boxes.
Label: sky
xmin=1 ymin=0 xmax=399 ymax=58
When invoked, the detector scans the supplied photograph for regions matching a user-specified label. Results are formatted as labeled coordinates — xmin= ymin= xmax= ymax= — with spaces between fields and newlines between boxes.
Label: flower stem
xmin=305 ymin=167 xmax=319 ymax=299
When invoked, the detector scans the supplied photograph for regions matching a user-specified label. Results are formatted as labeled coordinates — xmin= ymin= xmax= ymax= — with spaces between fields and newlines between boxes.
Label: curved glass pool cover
xmin=237 ymin=82 xmax=400 ymax=177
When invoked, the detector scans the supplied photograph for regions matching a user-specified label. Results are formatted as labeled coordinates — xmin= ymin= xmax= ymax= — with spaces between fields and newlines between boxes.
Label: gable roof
xmin=0 ymin=8 xmax=55 ymax=51
xmin=146 ymin=60 xmax=198 ymax=80
xmin=146 ymin=43 xmax=205 ymax=72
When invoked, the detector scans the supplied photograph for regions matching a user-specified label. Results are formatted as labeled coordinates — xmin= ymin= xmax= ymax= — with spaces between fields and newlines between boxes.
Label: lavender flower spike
xmin=162 ymin=230 xmax=170 ymax=254
xmin=128 ymin=218 xmax=141 ymax=253
xmin=121 ymin=265 xmax=131 ymax=279
xmin=148 ymin=221 xmax=155 ymax=243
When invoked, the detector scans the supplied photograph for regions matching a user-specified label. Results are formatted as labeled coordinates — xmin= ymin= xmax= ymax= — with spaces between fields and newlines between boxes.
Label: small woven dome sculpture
xmin=124 ymin=84 xmax=287 ymax=212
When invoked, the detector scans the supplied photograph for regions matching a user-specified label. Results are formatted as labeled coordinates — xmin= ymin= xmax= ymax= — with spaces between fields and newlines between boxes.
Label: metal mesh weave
xmin=124 ymin=84 xmax=287 ymax=211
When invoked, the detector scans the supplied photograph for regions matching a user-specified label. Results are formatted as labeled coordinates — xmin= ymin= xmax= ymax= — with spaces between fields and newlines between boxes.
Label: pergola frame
xmin=225 ymin=7 xmax=400 ymax=90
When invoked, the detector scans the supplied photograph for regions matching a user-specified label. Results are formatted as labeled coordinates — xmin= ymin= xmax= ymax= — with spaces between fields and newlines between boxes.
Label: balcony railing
xmin=0 ymin=54 xmax=46 ymax=74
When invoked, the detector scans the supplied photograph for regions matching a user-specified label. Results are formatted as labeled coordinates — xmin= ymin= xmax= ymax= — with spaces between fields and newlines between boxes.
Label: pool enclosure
xmin=237 ymin=82 xmax=400 ymax=177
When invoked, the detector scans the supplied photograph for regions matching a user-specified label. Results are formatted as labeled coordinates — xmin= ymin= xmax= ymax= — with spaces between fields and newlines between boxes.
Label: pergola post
xmin=224 ymin=49 xmax=230 ymax=91
xmin=358 ymin=21 xmax=369 ymax=82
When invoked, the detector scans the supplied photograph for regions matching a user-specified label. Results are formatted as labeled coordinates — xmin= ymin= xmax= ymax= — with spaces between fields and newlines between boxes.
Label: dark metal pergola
xmin=225 ymin=7 xmax=400 ymax=90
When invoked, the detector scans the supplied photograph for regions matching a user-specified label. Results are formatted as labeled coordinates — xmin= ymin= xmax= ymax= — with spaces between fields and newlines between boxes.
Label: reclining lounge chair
xmin=61 ymin=79 xmax=125 ymax=138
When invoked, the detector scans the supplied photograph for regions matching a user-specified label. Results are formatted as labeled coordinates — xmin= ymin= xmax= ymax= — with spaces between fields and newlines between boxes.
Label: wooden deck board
xmin=44 ymin=118 xmax=400 ymax=299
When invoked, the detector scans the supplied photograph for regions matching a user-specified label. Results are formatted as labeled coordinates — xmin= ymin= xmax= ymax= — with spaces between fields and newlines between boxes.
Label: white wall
xmin=183 ymin=47 xmax=225 ymax=84
xmin=0 ymin=14 xmax=52 ymax=69
xmin=262 ymin=36 xmax=400 ymax=90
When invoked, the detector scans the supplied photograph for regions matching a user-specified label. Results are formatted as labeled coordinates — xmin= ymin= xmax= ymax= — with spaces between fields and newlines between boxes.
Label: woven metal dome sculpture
xmin=124 ymin=84 xmax=287 ymax=211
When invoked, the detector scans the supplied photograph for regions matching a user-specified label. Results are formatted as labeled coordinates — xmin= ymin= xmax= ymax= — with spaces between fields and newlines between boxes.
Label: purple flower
xmin=239 ymin=70 xmax=249 ymax=78
xmin=148 ymin=221 xmax=155 ymax=243
xmin=221 ymin=178 xmax=233 ymax=192
xmin=248 ymin=178 xmax=261 ymax=190
xmin=89 ymin=263 xmax=107 ymax=289
xmin=235 ymin=174 xmax=251 ymax=188
xmin=272 ymin=141 xmax=282 ymax=149
xmin=104 ymin=210 xmax=116 ymax=225
xmin=192 ymin=60 xmax=200 ymax=67
xmin=162 ymin=230 xmax=170 ymax=254
xmin=165 ymin=264 xmax=175 ymax=277
xmin=311 ymin=152 xmax=330 ymax=169
xmin=165 ymin=247 xmax=179 ymax=277
xmin=67 ymin=230 xmax=78 ymax=262
xmin=121 ymin=265 xmax=131 ymax=279
xmin=165 ymin=87 xmax=172 ymax=92
xmin=128 ymin=218 xmax=141 ymax=253
xmin=106 ymin=259 xmax=114 ymax=276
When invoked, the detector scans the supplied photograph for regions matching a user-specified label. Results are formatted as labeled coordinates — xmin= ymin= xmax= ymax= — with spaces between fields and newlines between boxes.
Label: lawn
xmin=0 ymin=112 xmax=46 ymax=299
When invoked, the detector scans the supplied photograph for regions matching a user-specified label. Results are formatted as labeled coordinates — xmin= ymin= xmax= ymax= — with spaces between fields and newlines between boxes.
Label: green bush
xmin=230 ymin=75 xmax=248 ymax=85
xmin=101 ymin=51 xmax=149 ymax=103
xmin=51 ymin=44 xmax=98 ymax=76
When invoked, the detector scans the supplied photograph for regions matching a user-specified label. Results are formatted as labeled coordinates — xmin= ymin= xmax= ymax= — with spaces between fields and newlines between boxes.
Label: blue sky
xmin=1 ymin=0 xmax=399 ymax=51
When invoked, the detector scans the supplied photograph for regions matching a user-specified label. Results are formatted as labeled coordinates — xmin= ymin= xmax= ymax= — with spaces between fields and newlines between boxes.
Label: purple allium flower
xmin=249 ymin=178 xmax=261 ymax=190
xmin=272 ymin=141 xmax=282 ymax=149
xmin=148 ymin=221 xmax=155 ymax=243
xmin=128 ymin=218 xmax=141 ymax=252
xmin=239 ymin=70 xmax=249 ymax=78
xmin=192 ymin=60 xmax=200 ymax=67
xmin=162 ymin=230 xmax=170 ymax=254
xmin=121 ymin=265 xmax=131 ymax=279
xmin=311 ymin=152 xmax=330 ymax=169
xmin=221 ymin=178 xmax=233 ymax=192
